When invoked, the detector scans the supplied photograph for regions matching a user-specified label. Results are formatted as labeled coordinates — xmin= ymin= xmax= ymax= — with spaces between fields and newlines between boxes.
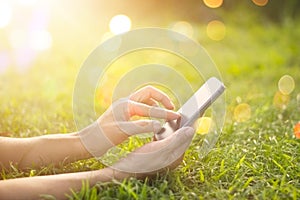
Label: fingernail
xmin=172 ymin=111 xmax=181 ymax=117
xmin=153 ymin=121 xmax=162 ymax=132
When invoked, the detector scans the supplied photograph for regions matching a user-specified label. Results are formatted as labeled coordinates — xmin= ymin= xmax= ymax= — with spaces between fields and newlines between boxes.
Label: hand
xmin=111 ymin=126 xmax=195 ymax=176
xmin=78 ymin=86 xmax=180 ymax=157
xmin=98 ymin=86 xmax=180 ymax=145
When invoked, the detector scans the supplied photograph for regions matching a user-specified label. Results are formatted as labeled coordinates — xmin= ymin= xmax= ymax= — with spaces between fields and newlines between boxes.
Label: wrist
xmin=69 ymin=133 xmax=92 ymax=159
xmin=77 ymin=122 xmax=116 ymax=158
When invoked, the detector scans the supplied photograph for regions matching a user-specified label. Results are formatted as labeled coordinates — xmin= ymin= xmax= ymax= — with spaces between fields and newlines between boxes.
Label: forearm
xmin=0 ymin=167 xmax=130 ymax=200
xmin=0 ymin=133 xmax=91 ymax=169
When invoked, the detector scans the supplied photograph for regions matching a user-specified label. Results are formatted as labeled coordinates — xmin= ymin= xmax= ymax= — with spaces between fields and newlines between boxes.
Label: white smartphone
xmin=155 ymin=77 xmax=225 ymax=140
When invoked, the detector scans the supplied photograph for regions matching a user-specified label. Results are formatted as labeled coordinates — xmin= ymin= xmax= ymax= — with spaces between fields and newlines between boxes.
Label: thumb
xmin=165 ymin=126 xmax=195 ymax=150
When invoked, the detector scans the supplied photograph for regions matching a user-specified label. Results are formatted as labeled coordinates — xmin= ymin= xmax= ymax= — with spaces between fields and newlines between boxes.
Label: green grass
xmin=1 ymin=15 xmax=300 ymax=199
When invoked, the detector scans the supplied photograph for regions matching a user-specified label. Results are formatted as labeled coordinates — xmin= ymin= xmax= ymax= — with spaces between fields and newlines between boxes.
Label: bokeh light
xmin=29 ymin=30 xmax=52 ymax=51
xmin=294 ymin=122 xmax=300 ymax=139
xmin=109 ymin=14 xmax=132 ymax=35
xmin=234 ymin=103 xmax=251 ymax=122
xmin=297 ymin=93 xmax=300 ymax=108
xmin=278 ymin=75 xmax=295 ymax=95
xmin=273 ymin=91 xmax=290 ymax=109
xmin=0 ymin=2 xmax=12 ymax=28
xmin=196 ymin=117 xmax=212 ymax=135
xmin=203 ymin=0 xmax=223 ymax=8
xmin=171 ymin=21 xmax=194 ymax=38
xmin=206 ymin=20 xmax=226 ymax=41
xmin=252 ymin=0 xmax=268 ymax=7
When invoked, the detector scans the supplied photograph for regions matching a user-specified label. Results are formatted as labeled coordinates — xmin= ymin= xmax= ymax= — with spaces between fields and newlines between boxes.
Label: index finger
xmin=130 ymin=86 xmax=175 ymax=110
xmin=128 ymin=101 xmax=180 ymax=120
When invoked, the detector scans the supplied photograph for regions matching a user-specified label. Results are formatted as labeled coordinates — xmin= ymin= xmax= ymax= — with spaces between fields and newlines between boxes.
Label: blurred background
xmin=1 ymin=0 xmax=299 ymax=74
xmin=1 ymin=2 xmax=300 ymax=197
xmin=0 ymin=0 xmax=299 ymax=134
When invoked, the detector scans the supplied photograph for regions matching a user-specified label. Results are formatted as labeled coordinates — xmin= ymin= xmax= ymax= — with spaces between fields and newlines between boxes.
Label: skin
xmin=0 ymin=127 xmax=194 ymax=200
xmin=0 ymin=133 xmax=90 ymax=170
xmin=0 ymin=86 xmax=195 ymax=200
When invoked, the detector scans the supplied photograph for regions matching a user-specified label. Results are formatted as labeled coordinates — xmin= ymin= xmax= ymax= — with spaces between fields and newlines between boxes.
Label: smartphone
xmin=155 ymin=77 xmax=225 ymax=140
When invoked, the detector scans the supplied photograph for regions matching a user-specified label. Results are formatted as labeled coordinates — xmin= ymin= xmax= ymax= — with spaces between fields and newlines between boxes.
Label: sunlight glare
xmin=252 ymin=0 xmax=268 ymax=7
xmin=234 ymin=103 xmax=251 ymax=122
xmin=16 ymin=0 xmax=38 ymax=6
xmin=0 ymin=3 xmax=12 ymax=28
xmin=203 ymin=0 xmax=223 ymax=8
xmin=14 ymin=48 xmax=36 ymax=72
xmin=171 ymin=21 xmax=194 ymax=38
xmin=278 ymin=75 xmax=295 ymax=95
xmin=101 ymin=32 xmax=114 ymax=42
xmin=9 ymin=29 xmax=27 ymax=49
xmin=207 ymin=20 xmax=226 ymax=41
xmin=109 ymin=14 xmax=131 ymax=35
xmin=196 ymin=117 xmax=212 ymax=135
xmin=0 ymin=52 xmax=10 ymax=74
xmin=29 ymin=30 xmax=52 ymax=51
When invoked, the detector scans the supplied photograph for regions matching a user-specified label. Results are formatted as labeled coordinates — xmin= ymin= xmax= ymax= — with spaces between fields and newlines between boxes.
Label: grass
xmin=1 ymin=13 xmax=300 ymax=199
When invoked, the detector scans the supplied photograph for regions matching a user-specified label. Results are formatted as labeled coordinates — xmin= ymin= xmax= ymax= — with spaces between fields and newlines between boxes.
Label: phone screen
xmin=155 ymin=77 xmax=225 ymax=140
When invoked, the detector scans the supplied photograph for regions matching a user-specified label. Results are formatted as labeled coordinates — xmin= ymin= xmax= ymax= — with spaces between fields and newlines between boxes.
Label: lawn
xmin=0 ymin=9 xmax=300 ymax=200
